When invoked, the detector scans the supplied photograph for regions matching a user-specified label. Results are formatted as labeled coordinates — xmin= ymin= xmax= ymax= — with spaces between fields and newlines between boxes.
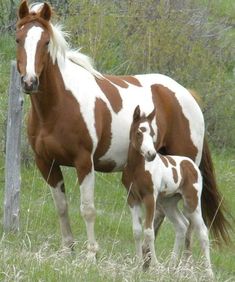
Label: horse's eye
xmin=16 ymin=38 xmax=20 ymax=44
xmin=46 ymin=40 xmax=50 ymax=46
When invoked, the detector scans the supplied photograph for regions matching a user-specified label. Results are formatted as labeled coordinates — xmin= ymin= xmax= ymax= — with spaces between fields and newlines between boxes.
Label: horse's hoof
xmin=86 ymin=251 xmax=97 ymax=264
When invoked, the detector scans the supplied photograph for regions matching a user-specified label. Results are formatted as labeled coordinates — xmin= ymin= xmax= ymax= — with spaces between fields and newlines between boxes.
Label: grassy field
xmin=0 ymin=1 xmax=234 ymax=281
xmin=0 ymin=149 xmax=234 ymax=281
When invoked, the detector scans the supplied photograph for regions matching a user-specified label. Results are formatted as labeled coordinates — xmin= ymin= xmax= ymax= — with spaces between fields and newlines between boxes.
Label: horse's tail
xmin=200 ymin=138 xmax=231 ymax=245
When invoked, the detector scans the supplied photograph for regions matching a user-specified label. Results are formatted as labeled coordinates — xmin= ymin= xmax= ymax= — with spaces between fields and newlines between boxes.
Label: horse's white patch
xmin=50 ymin=21 xmax=204 ymax=170
xmin=98 ymin=84 xmax=155 ymax=169
xmin=79 ymin=170 xmax=99 ymax=253
xmin=135 ymin=74 xmax=204 ymax=165
xmin=50 ymin=181 xmax=74 ymax=247
xmin=24 ymin=26 xmax=43 ymax=78
xmin=50 ymin=180 xmax=66 ymax=212
xmin=58 ymin=67 xmax=204 ymax=169
xmin=57 ymin=57 xmax=103 ymax=153
xmin=80 ymin=171 xmax=95 ymax=214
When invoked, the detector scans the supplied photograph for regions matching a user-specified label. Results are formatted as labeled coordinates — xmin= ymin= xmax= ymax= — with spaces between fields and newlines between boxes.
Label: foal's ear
xmin=39 ymin=3 xmax=52 ymax=21
xmin=133 ymin=105 xmax=141 ymax=122
xmin=18 ymin=0 xmax=29 ymax=19
xmin=147 ymin=107 xmax=156 ymax=121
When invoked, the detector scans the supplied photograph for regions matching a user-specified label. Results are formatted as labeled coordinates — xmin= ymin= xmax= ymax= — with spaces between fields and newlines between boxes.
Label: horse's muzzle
xmin=21 ymin=76 xmax=39 ymax=94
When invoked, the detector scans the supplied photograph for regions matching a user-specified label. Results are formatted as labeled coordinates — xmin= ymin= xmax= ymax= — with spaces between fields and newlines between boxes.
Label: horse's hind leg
xmin=35 ymin=157 xmax=74 ymax=249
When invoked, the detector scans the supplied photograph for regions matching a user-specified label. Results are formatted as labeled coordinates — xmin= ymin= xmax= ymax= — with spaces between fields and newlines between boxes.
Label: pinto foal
xmin=122 ymin=106 xmax=213 ymax=276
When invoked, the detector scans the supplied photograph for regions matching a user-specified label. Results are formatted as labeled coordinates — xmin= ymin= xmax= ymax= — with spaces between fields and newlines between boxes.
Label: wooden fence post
xmin=4 ymin=61 xmax=23 ymax=233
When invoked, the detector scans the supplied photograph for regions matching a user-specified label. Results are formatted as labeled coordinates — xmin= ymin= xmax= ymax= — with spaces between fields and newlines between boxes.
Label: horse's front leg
xmin=35 ymin=157 xmax=74 ymax=249
xmin=75 ymin=154 xmax=98 ymax=260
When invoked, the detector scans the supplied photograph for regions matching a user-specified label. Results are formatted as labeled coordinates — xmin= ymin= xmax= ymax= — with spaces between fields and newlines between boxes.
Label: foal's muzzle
xmin=145 ymin=151 xmax=156 ymax=162
xmin=21 ymin=75 xmax=39 ymax=94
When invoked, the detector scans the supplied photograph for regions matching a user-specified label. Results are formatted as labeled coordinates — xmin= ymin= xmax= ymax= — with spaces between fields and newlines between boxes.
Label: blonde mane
xmin=29 ymin=3 xmax=102 ymax=78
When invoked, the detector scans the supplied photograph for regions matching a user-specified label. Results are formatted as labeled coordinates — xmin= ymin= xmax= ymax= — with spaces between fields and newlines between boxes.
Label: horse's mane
xmin=18 ymin=3 xmax=102 ymax=78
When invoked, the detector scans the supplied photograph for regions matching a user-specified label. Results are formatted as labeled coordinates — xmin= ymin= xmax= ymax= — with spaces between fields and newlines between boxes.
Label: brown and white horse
xmin=16 ymin=1 xmax=229 ymax=259
xmin=122 ymin=106 xmax=213 ymax=277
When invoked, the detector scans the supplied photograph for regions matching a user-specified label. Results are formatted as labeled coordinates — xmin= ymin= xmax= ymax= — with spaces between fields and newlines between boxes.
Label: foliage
xmin=62 ymin=0 xmax=235 ymax=148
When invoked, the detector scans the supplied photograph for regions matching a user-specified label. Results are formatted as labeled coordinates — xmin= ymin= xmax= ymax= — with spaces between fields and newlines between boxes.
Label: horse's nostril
xmin=21 ymin=75 xmax=39 ymax=93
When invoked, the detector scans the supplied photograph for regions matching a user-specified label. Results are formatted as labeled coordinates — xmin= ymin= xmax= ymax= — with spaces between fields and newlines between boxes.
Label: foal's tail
xmin=200 ymin=138 xmax=231 ymax=245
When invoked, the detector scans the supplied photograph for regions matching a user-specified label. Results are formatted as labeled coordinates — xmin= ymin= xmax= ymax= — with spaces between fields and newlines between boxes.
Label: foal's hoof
xmin=86 ymin=242 xmax=99 ymax=263
xmin=206 ymin=269 xmax=214 ymax=280
xmin=142 ymin=246 xmax=151 ymax=270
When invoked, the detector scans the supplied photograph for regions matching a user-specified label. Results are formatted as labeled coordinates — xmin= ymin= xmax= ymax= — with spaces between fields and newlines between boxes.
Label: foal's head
xmin=16 ymin=1 xmax=52 ymax=93
xmin=130 ymin=106 xmax=157 ymax=162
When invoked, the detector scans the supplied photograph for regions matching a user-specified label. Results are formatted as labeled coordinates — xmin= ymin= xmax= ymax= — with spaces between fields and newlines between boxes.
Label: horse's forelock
xmin=16 ymin=14 xmax=52 ymax=33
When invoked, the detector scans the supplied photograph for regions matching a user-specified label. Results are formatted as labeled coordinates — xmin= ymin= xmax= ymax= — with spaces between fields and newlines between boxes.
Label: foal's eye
xmin=16 ymin=38 xmax=20 ymax=44
xmin=45 ymin=40 xmax=50 ymax=46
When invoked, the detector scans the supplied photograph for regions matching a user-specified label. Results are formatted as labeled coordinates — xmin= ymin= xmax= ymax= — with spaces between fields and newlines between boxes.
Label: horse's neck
xmin=30 ymin=56 xmax=64 ymax=121
xmin=126 ymin=146 xmax=145 ymax=172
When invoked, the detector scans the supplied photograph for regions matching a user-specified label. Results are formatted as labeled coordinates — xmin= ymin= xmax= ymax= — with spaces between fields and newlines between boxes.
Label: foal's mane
xmin=17 ymin=3 xmax=102 ymax=78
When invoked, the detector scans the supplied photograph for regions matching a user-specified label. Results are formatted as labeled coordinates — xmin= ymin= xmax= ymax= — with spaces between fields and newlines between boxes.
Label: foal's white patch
xmin=24 ymin=26 xmax=44 ymax=78
xmin=140 ymin=122 xmax=156 ymax=158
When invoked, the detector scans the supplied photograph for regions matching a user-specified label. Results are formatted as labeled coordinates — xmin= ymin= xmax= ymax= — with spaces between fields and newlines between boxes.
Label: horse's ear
xmin=147 ymin=107 xmax=156 ymax=121
xmin=18 ymin=0 xmax=29 ymax=19
xmin=39 ymin=3 xmax=52 ymax=21
xmin=133 ymin=105 xmax=141 ymax=122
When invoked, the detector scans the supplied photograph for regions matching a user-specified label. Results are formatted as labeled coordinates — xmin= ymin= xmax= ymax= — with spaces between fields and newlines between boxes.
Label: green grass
xmin=0 ymin=150 xmax=234 ymax=281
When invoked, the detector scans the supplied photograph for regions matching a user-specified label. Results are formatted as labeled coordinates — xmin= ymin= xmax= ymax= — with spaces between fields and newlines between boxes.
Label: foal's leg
xmin=35 ymin=157 xmax=74 ymax=248
xmin=186 ymin=208 xmax=213 ymax=278
xmin=143 ymin=198 xmax=165 ymax=269
xmin=129 ymin=204 xmax=143 ymax=260
xmin=154 ymin=205 xmax=165 ymax=238
xmin=183 ymin=178 xmax=213 ymax=278
xmin=75 ymin=154 xmax=98 ymax=260
xmin=143 ymin=194 xmax=158 ymax=266
xmin=161 ymin=196 xmax=188 ymax=265
xmin=184 ymin=220 xmax=194 ymax=260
